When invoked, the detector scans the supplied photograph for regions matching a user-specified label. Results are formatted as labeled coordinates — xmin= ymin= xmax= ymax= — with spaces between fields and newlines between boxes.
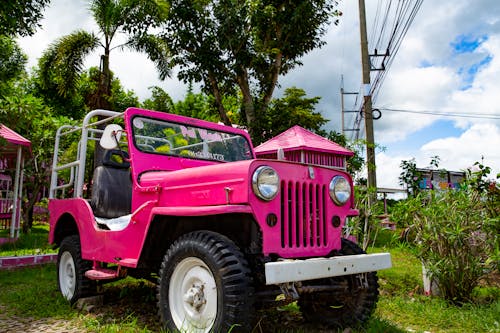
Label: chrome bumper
xmin=265 ymin=253 xmax=392 ymax=285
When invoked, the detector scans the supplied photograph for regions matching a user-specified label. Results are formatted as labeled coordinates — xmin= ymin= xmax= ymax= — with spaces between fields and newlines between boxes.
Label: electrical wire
xmin=379 ymin=108 xmax=500 ymax=120
xmin=345 ymin=0 xmax=425 ymax=141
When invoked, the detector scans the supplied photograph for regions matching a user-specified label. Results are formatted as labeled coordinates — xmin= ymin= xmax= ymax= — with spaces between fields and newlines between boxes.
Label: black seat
xmin=90 ymin=150 xmax=132 ymax=218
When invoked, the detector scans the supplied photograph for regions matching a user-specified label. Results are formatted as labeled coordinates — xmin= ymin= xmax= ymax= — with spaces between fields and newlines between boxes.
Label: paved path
xmin=0 ymin=305 xmax=84 ymax=333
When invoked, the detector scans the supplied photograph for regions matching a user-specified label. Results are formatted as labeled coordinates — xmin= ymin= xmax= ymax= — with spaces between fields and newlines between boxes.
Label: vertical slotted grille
xmin=280 ymin=180 xmax=327 ymax=248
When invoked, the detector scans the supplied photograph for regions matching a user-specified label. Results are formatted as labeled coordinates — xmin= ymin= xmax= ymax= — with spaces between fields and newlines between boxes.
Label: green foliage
xmin=173 ymin=88 xmax=220 ymax=122
xmin=126 ymin=34 xmax=171 ymax=80
xmin=79 ymin=67 xmax=140 ymax=112
xmin=142 ymin=86 xmax=174 ymax=112
xmin=253 ymin=87 xmax=327 ymax=145
xmin=398 ymin=158 xmax=421 ymax=196
xmin=156 ymin=0 xmax=341 ymax=137
xmin=142 ymin=85 xmax=237 ymax=123
xmin=347 ymin=186 xmax=385 ymax=250
xmin=39 ymin=31 xmax=100 ymax=99
xmin=0 ymin=36 xmax=27 ymax=87
xmin=0 ymin=75 xmax=76 ymax=231
xmin=403 ymin=186 xmax=499 ymax=303
xmin=327 ymin=131 xmax=365 ymax=177
xmin=0 ymin=0 xmax=50 ymax=36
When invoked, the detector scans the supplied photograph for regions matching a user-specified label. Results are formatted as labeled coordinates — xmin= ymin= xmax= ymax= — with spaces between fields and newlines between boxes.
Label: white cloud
xmin=375 ymin=151 xmax=412 ymax=189
xmin=420 ymin=123 xmax=500 ymax=176
xmin=374 ymin=123 xmax=500 ymax=190
xmin=375 ymin=65 xmax=461 ymax=143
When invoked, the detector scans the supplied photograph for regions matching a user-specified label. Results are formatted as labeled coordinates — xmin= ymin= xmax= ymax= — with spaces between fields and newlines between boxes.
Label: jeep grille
xmin=280 ymin=181 xmax=328 ymax=248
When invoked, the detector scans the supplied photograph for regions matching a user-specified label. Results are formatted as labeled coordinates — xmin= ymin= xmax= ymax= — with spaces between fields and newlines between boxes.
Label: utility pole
xmin=358 ymin=0 xmax=377 ymax=189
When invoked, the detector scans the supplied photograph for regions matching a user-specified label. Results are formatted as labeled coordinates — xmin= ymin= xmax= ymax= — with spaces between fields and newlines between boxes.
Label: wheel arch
xmin=53 ymin=213 xmax=80 ymax=247
xmin=136 ymin=213 xmax=261 ymax=272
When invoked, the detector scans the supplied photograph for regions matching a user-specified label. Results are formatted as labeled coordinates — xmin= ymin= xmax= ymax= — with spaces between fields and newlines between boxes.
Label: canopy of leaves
xmin=0 ymin=73 xmax=75 ymax=231
xmin=0 ymin=0 xmax=50 ymax=36
xmin=39 ymin=31 xmax=101 ymax=99
xmin=79 ymin=67 xmax=139 ymax=113
xmin=156 ymin=0 xmax=340 ymax=135
xmin=0 ymin=36 xmax=27 ymax=86
xmin=254 ymin=87 xmax=326 ymax=144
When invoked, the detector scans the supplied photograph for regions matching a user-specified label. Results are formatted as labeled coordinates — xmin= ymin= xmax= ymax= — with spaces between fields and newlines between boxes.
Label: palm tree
xmin=39 ymin=0 xmax=169 ymax=110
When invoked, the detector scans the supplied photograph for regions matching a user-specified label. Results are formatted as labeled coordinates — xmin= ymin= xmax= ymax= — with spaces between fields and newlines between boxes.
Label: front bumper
xmin=264 ymin=253 xmax=392 ymax=285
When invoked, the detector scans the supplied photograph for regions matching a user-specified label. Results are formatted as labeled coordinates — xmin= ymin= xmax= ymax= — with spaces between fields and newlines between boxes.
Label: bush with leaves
xmin=403 ymin=178 xmax=499 ymax=303
xmin=346 ymin=186 xmax=385 ymax=250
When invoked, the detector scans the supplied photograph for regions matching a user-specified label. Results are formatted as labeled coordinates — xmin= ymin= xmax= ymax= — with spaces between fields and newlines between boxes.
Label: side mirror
xmin=100 ymin=124 xmax=123 ymax=150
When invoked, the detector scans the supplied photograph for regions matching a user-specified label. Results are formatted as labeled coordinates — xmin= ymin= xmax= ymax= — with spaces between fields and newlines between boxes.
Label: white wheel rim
xmin=59 ymin=251 xmax=76 ymax=300
xmin=169 ymin=257 xmax=217 ymax=333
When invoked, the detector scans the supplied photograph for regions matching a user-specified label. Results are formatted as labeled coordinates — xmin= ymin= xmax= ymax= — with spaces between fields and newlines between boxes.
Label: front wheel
xmin=57 ymin=235 xmax=96 ymax=304
xmin=157 ymin=231 xmax=254 ymax=332
xmin=298 ymin=238 xmax=380 ymax=328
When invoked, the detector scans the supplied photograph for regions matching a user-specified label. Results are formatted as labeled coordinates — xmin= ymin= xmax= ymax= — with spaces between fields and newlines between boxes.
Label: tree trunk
xmin=207 ymin=71 xmax=232 ymax=126
xmin=93 ymin=49 xmax=112 ymax=169
xmin=236 ymin=68 xmax=256 ymax=138
xmin=22 ymin=178 xmax=43 ymax=233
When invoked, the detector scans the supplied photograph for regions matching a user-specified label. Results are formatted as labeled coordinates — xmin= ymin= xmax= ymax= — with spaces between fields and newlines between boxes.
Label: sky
xmin=17 ymin=0 xmax=500 ymax=191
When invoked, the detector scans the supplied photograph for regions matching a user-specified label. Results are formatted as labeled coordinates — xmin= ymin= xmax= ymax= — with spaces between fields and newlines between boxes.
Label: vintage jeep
xmin=49 ymin=107 xmax=391 ymax=332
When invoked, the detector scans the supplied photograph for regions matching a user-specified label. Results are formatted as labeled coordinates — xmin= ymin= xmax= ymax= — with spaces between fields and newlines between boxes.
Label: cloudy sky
xmin=17 ymin=0 xmax=500 ymax=190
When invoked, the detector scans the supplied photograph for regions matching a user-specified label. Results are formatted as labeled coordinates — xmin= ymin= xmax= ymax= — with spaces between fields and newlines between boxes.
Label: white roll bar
xmin=49 ymin=110 xmax=122 ymax=199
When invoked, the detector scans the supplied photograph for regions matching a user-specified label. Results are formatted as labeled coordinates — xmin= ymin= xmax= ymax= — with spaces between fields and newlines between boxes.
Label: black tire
xmin=298 ymin=238 xmax=379 ymax=328
xmin=57 ymin=235 xmax=96 ymax=304
xmin=157 ymin=231 xmax=254 ymax=332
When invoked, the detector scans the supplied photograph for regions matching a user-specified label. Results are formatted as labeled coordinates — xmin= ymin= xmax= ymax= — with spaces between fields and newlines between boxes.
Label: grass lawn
xmin=0 ymin=227 xmax=498 ymax=332
xmin=0 ymin=223 xmax=56 ymax=256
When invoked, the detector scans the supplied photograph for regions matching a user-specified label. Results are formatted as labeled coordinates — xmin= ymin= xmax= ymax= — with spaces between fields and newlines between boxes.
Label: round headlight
xmin=329 ymin=176 xmax=351 ymax=205
xmin=252 ymin=166 xmax=280 ymax=201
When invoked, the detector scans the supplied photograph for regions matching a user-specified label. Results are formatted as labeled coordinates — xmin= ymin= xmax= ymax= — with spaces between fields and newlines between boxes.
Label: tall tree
xmin=158 ymin=0 xmax=340 ymax=138
xmin=0 ymin=0 xmax=50 ymax=36
xmin=142 ymin=86 xmax=175 ymax=113
xmin=39 ymin=0 xmax=169 ymax=111
xmin=0 ymin=73 xmax=73 ymax=232
xmin=0 ymin=36 xmax=27 ymax=96
xmin=257 ymin=87 xmax=326 ymax=144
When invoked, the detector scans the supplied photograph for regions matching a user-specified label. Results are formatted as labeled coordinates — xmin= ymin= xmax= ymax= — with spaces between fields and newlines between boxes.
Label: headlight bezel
xmin=329 ymin=175 xmax=352 ymax=206
xmin=252 ymin=166 xmax=280 ymax=201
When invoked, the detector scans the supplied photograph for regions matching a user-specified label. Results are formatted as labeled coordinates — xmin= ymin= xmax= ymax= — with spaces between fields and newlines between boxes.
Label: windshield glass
xmin=132 ymin=116 xmax=253 ymax=162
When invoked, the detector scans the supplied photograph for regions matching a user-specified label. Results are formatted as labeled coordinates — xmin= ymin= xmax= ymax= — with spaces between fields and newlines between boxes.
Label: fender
xmin=48 ymin=198 xmax=105 ymax=256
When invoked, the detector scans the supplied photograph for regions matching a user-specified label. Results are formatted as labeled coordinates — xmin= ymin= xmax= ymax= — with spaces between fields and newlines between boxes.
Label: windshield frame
xmin=130 ymin=115 xmax=254 ymax=163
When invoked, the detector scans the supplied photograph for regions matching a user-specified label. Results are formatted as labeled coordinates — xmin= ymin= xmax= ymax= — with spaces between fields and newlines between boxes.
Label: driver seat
xmin=90 ymin=149 xmax=132 ymax=218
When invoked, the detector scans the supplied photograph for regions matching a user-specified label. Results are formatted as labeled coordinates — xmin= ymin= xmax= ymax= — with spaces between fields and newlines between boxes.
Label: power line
xmin=379 ymin=108 xmax=500 ymax=120
xmin=346 ymin=0 xmax=424 ymax=141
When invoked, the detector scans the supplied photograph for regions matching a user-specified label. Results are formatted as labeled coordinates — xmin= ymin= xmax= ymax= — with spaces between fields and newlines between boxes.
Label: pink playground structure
xmin=0 ymin=124 xmax=31 ymax=242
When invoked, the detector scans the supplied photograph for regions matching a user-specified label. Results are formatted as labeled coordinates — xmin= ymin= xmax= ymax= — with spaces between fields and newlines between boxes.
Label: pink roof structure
xmin=254 ymin=125 xmax=353 ymax=156
xmin=254 ymin=126 xmax=353 ymax=169
xmin=0 ymin=125 xmax=31 ymax=147
xmin=0 ymin=124 xmax=31 ymax=162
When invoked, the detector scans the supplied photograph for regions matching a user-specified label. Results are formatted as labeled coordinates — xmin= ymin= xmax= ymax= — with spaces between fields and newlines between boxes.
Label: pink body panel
xmin=49 ymin=107 xmax=359 ymax=265
xmin=49 ymin=198 xmax=145 ymax=266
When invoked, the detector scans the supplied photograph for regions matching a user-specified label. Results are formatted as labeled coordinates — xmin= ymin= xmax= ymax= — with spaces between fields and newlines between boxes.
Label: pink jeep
xmin=49 ymin=107 xmax=391 ymax=331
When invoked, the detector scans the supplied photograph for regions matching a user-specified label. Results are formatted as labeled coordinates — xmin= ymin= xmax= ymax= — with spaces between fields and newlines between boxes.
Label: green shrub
xmin=406 ymin=189 xmax=498 ymax=303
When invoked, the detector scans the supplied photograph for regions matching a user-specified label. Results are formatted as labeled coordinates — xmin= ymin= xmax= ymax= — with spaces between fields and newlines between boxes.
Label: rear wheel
xmin=298 ymin=238 xmax=379 ymax=328
xmin=157 ymin=231 xmax=254 ymax=332
xmin=57 ymin=235 xmax=96 ymax=304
